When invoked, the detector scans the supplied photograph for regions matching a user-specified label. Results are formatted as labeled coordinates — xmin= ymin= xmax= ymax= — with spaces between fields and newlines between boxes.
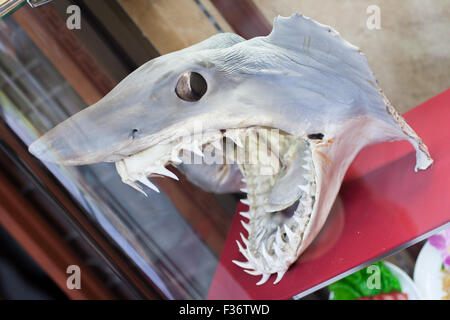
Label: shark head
xmin=29 ymin=14 xmax=432 ymax=285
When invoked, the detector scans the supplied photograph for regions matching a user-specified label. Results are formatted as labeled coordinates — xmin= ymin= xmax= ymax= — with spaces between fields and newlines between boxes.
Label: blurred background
xmin=0 ymin=0 xmax=448 ymax=299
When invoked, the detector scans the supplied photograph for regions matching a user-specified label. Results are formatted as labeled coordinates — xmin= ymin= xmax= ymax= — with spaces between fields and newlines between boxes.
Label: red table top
xmin=207 ymin=89 xmax=450 ymax=300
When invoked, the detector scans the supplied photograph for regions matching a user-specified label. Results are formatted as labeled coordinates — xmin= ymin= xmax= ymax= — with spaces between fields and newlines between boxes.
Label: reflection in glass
xmin=0 ymin=16 xmax=217 ymax=299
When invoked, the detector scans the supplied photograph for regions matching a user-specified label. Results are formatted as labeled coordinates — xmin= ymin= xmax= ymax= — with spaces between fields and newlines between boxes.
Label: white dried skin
xmin=28 ymin=14 xmax=433 ymax=286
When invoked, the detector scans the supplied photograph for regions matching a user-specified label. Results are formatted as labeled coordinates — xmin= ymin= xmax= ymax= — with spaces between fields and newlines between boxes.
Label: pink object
xmin=428 ymin=226 xmax=450 ymax=269
xmin=208 ymin=89 xmax=450 ymax=300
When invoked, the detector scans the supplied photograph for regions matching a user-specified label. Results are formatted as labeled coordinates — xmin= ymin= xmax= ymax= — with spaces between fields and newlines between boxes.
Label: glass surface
xmin=0 ymin=16 xmax=217 ymax=300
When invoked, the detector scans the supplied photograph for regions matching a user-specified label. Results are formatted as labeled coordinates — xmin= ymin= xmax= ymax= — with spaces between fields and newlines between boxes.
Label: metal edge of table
xmin=293 ymin=221 xmax=450 ymax=299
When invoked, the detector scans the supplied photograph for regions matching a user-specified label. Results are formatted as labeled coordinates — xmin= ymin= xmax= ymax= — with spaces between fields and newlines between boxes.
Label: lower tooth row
xmin=233 ymin=147 xmax=315 ymax=285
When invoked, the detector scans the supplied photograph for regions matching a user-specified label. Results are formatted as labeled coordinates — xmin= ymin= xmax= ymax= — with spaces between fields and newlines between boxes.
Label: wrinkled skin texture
xmin=29 ymin=14 xmax=432 ymax=285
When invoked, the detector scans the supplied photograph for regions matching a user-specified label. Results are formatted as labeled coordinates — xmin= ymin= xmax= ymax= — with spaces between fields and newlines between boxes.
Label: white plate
xmin=413 ymin=241 xmax=446 ymax=300
xmin=384 ymin=262 xmax=422 ymax=300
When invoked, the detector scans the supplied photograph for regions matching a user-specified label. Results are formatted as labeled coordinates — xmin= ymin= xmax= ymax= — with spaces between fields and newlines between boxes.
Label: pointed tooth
xmin=241 ymin=220 xmax=250 ymax=233
xmin=239 ymin=211 xmax=250 ymax=219
xmin=283 ymin=225 xmax=296 ymax=242
xmin=262 ymin=242 xmax=274 ymax=264
xmin=234 ymin=136 xmax=243 ymax=148
xmin=193 ymin=144 xmax=204 ymax=157
xmin=246 ymin=247 xmax=259 ymax=262
xmin=293 ymin=214 xmax=303 ymax=225
xmin=297 ymin=218 xmax=307 ymax=233
xmin=240 ymin=198 xmax=250 ymax=205
xmin=276 ymin=226 xmax=283 ymax=244
xmin=170 ymin=154 xmax=183 ymax=164
xmin=151 ymin=166 xmax=179 ymax=180
xmin=137 ymin=176 xmax=160 ymax=193
xmin=232 ymin=260 xmax=252 ymax=269
xmin=298 ymin=184 xmax=310 ymax=193
xmin=273 ymin=271 xmax=286 ymax=284
xmin=244 ymin=269 xmax=262 ymax=276
xmin=273 ymin=241 xmax=283 ymax=257
xmin=184 ymin=142 xmax=204 ymax=157
xmin=302 ymin=164 xmax=310 ymax=170
xmin=235 ymin=240 xmax=247 ymax=257
xmin=125 ymin=181 xmax=148 ymax=197
xmin=115 ymin=160 xmax=128 ymax=179
xmin=256 ymin=230 xmax=265 ymax=244
xmin=240 ymin=188 xmax=248 ymax=193
xmin=241 ymin=178 xmax=247 ymax=183
xmin=301 ymin=197 xmax=313 ymax=208
xmin=225 ymin=131 xmax=243 ymax=148
xmin=211 ymin=140 xmax=223 ymax=150
xmin=240 ymin=232 xmax=248 ymax=247
xmin=256 ymin=273 xmax=270 ymax=286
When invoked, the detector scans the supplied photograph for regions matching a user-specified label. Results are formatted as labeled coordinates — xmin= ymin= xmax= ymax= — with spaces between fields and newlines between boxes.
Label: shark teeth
xmin=127 ymin=181 xmax=148 ymax=197
xmin=240 ymin=198 xmax=250 ymax=205
xmin=240 ymin=232 xmax=249 ymax=246
xmin=239 ymin=211 xmax=250 ymax=219
xmin=298 ymin=184 xmax=310 ymax=193
xmin=114 ymin=129 xmax=231 ymax=195
xmin=244 ymin=269 xmax=263 ymax=276
xmin=283 ymin=225 xmax=296 ymax=243
xmin=211 ymin=139 xmax=223 ymax=150
xmin=149 ymin=166 xmax=179 ymax=180
xmin=224 ymin=129 xmax=243 ymax=148
xmin=231 ymin=135 xmax=316 ymax=286
xmin=114 ymin=127 xmax=316 ymax=286
xmin=170 ymin=155 xmax=183 ymax=164
xmin=241 ymin=220 xmax=250 ymax=233
xmin=261 ymin=242 xmax=274 ymax=264
xmin=273 ymin=271 xmax=286 ymax=284
xmin=231 ymin=260 xmax=253 ymax=269
xmin=182 ymin=141 xmax=204 ymax=157
xmin=115 ymin=157 xmax=183 ymax=194
xmin=256 ymin=273 xmax=270 ymax=286
xmin=137 ymin=175 xmax=160 ymax=193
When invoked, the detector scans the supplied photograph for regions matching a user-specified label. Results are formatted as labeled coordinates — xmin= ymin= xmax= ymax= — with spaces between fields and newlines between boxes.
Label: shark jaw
xmin=27 ymin=14 xmax=434 ymax=287
xmin=113 ymin=125 xmax=321 ymax=285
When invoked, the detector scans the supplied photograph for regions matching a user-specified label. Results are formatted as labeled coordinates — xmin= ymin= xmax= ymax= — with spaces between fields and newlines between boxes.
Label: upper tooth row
xmin=116 ymin=129 xmax=250 ymax=194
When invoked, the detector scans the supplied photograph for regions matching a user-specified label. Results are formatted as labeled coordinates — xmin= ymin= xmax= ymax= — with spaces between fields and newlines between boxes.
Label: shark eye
xmin=175 ymin=72 xmax=207 ymax=102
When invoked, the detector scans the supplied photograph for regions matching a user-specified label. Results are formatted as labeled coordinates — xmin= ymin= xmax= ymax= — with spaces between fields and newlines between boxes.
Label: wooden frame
xmin=0 ymin=120 xmax=163 ymax=299
xmin=0 ymin=140 xmax=115 ymax=300
xmin=210 ymin=0 xmax=271 ymax=38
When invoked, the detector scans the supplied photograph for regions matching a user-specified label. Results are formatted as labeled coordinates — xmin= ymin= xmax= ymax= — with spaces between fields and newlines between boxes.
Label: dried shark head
xmin=29 ymin=14 xmax=432 ymax=285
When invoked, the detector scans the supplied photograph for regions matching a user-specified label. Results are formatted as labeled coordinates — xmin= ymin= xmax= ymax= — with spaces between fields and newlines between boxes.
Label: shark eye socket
xmin=308 ymin=133 xmax=324 ymax=140
xmin=175 ymin=72 xmax=207 ymax=102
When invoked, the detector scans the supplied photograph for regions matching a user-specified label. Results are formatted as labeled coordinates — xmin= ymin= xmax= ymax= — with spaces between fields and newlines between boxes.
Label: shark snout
xmin=29 ymin=118 xmax=130 ymax=165
xmin=28 ymin=98 xmax=150 ymax=165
